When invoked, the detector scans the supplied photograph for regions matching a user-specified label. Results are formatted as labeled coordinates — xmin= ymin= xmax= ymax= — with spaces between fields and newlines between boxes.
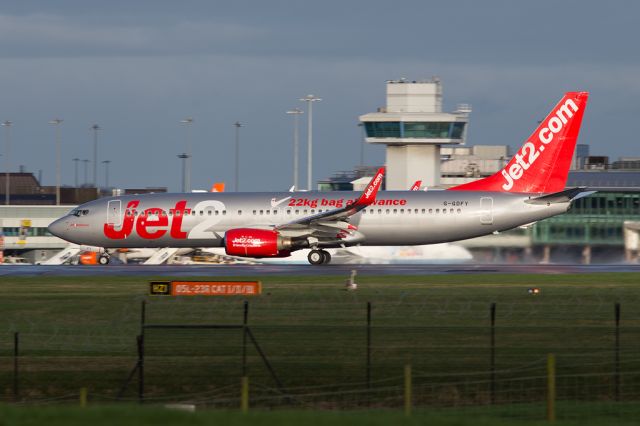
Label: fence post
xmin=242 ymin=301 xmax=249 ymax=377
xmin=241 ymin=376 xmax=249 ymax=413
xmin=138 ymin=300 xmax=146 ymax=405
xmin=137 ymin=334 xmax=144 ymax=404
xmin=366 ymin=301 xmax=372 ymax=390
xmin=490 ymin=302 xmax=496 ymax=405
xmin=13 ymin=331 xmax=19 ymax=401
xmin=80 ymin=387 xmax=88 ymax=407
xmin=547 ymin=353 xmax=556 ymax=423
xmin=615 ymin=302 xmax=621 ymax=401
xmin=404 ymin=364 xmax=412 ymax=417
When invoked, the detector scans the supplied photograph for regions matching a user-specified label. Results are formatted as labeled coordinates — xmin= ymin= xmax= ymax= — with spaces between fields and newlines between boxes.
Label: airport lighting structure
xmin=82 ymin=159 xmax=89 ymax=186
xmin=102 ymin=160 xmax=111 ymax=189
xmin=91 ymin=124 xmax=100 ymax=187
xmin=177 ymin=153 xmax=190 ymax=193
xmin=72 ymin=158 xmax=80 ymax=187
xmin=2 ymin=121 xmax=12 ymax=205
xmin=49 ymin=119 xmax=63 ymax=205
xmin=180 ymin=118 xmax=193 ymax=192
xmin=300 ymin=94 xmax=322 ymax=191
xmin=286 ymin=108 xmax=304 ymax=190
xmin=233 ymin=121 xmax=243 ymax=192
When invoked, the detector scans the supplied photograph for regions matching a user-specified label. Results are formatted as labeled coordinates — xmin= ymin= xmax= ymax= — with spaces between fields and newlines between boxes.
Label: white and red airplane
xmin=49 ymin=92 xmax=590 ymax=265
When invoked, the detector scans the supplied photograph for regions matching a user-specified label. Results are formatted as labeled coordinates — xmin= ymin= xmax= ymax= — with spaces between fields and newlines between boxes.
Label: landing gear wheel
xmin=98 ymin=255 xmax=110 ymax=265
xmin=308 ymin=250 xmax=324 ymax=265
xmin=308 ymin=249 xmax=331 ymax=265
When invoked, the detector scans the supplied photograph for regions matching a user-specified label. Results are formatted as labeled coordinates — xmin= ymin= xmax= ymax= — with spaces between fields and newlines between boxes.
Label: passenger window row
xmin=123 ymin=207 xmax=463 ymax=218
xmin=125 ymin=210 xmax=228 ymax=217
xmin=362 ymin=208 xmax=462 ymax=214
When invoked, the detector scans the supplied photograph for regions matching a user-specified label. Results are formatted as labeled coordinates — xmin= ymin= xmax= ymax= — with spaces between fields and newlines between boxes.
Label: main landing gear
xmin=307 ymin=249 xmax=332 ymax=265
xmin=98 ymin=254 xmax=110 ymax=265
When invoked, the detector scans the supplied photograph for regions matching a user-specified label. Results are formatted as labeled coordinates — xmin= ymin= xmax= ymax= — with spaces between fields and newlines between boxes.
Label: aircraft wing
xmin=275 ymin=167 xmax=385 ymax=233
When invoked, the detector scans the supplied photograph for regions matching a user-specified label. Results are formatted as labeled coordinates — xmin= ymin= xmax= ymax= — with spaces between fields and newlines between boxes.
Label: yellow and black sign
xmin=149 ymin=280 xmax=262 ymax=296
xmin=149 ymin=281 xmax=172 ymax=296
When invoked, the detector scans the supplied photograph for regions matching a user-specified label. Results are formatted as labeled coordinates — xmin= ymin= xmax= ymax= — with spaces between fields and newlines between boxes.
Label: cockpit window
xmin=70 ymin=209 xmax=81 ymax=217
xmin=82 ymin=209 xmax=89 ymax=215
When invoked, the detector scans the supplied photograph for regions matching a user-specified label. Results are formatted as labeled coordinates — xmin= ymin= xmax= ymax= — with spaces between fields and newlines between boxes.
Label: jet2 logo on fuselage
xmin=104 ymin=199 xmax=226 ymax=240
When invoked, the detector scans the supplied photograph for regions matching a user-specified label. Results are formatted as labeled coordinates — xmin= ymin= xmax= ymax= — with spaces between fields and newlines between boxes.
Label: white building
xmin=359 ymin=78 xmax=470 ymax=189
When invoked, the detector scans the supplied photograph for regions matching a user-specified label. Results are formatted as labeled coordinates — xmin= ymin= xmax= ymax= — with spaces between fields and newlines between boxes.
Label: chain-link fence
xmin=2 ymin=288 xmax=640 ymax=422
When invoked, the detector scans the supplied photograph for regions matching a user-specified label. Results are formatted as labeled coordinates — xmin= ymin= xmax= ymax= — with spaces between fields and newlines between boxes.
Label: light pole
xmin=91 ymin=124 xmax=100 ymax=187
xmin=286 ymin=108 xmax=304 ymax=189
xmin=2 ymin=121 xmax=12 ymax=205
xmin=102 ymin=160 xmax=112 ymax=189
xmin=49 ymin=119 xmax=63 ymax=205
xmin=180 ymin=118 xmax=193 ymax=192
xmin=299 ymin=95 xmax=322 ymax=190
xmin=177 ymin=153 xmax=190 ymax=193
xmin=72 ymin=158 xmax=80 ymax=187
xmin=82 ymin=159 xmax=89 ymax=186
xmin=233 ymin=121 xmax=243 ymax=192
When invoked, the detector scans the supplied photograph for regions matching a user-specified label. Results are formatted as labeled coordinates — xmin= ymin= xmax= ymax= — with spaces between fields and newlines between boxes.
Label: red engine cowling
xmin=224 ymin=228 xmax=291 ymax=258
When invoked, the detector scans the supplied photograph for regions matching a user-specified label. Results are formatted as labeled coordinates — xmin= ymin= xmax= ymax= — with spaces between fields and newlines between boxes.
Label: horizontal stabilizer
xmin=525 ymin=187 xmax=595 ymax=205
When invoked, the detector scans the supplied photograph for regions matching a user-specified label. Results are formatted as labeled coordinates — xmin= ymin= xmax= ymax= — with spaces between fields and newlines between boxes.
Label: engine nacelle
xmin=224 ymin=228 xmax=292 ymax=258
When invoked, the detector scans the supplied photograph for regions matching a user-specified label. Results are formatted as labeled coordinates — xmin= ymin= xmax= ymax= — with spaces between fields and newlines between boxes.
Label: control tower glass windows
xmin=364 ymin=121 xmax=466 ymax=139
xmin=364 ymin=122 xmax=401 ymax=138
xmin=451 ymin=122 xmax=465 ymax=139
xmin=404 ymin=122 xmax=450 ymax=138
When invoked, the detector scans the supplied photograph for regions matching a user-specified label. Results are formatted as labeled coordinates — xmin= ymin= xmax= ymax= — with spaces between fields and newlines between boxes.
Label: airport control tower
xmin=359 ymin=78 xmax=470 ymax=189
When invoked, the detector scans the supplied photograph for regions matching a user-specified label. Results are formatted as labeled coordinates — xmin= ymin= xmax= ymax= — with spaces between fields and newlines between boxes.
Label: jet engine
xmin=224 ymin=228 xmax=295 ymax=258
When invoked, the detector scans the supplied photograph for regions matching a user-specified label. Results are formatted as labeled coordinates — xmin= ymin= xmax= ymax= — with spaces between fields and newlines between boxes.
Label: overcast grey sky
xmin=0 ymin=1 xmax=638 ymax=191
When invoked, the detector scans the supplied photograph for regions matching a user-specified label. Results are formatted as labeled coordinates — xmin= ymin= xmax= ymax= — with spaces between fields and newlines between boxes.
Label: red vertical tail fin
xmin=448 ymin=92 xmax=589 ymax=193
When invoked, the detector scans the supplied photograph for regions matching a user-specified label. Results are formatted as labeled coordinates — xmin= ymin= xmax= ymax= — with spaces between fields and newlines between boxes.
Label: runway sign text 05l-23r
xmin=149 ymin=281 xmax=262 ymax=296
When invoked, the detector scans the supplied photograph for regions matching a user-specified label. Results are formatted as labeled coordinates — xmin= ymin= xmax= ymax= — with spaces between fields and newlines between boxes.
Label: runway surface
xmin=2 ymin=263 xmax=640 ymax=277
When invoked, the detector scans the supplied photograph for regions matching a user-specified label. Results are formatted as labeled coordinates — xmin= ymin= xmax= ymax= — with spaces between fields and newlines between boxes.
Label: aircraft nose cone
xmin=48 ymin=218 xmax=66 ymax=238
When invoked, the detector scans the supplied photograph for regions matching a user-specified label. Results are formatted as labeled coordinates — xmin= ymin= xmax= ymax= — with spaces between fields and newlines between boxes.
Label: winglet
xmin=355 ymin=167 xmax=385 ymax=206
xmin=410 ymin=180 xmax=422 ymax=191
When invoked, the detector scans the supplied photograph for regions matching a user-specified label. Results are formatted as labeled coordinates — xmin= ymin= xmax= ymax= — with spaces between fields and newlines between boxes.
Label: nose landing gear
xmin=307 ymin=249 xmax=331 ymax=265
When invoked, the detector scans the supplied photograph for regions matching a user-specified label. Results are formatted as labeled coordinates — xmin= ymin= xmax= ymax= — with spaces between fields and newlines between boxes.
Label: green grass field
xmin=1 ymin=272 xmax=640 ymax=423
xmin=1 ymin=403 xmax=640 ymax=426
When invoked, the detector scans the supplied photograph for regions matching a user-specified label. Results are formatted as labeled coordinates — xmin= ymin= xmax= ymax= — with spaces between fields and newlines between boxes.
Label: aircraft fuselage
xmin=48 ymin=190 xmax=569 ymax=249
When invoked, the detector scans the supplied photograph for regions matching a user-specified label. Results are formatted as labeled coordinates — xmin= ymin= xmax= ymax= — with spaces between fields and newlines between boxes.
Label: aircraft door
xmin=480 ymin=197 xmax=493 ymax=225
xmin=107 ymin=200 xmax=122 ymax=226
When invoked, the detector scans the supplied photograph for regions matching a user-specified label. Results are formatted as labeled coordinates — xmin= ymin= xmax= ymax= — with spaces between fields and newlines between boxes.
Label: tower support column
xmin=386 ymin=145 xmax=440 ymax=189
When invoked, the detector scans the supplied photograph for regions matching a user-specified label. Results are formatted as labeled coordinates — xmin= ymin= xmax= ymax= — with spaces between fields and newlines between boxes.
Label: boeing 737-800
xmin=49 ymin=92 xmax=590 ymax=265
